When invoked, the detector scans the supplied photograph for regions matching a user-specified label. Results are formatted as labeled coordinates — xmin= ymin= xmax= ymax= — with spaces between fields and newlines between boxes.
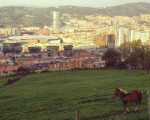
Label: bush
xmin=17 ymin=66 xmax=31 ymax=73
xmin=115 ymin=61 xmax=127 ymax=69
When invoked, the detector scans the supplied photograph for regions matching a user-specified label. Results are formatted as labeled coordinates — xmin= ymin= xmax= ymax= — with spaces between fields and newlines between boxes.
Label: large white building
xmin=130 ymin=30 xmax=141 ymax=42
xmin=130 ymin=30 xmax=136 ymax=42
xmin=117 ymin=27 xmax=125 ymax=47
xmin=130 ymin=30 xmax=149 ymax=43
xmin=53 ymin=11 xmax=60 ymax=32
xmin=139 ymin=32 xmax=149 ymax=43
xmin=0 ymin=41 xmax=3 ymax=51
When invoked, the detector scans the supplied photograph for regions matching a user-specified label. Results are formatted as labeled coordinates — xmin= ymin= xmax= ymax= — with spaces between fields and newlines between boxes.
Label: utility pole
xmin=148 ymin=90 xmax=150 ymax=120
xmin=75 ymin=109 xmax=80 ymax=120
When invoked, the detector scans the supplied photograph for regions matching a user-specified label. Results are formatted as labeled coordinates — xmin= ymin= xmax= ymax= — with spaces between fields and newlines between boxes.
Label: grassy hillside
xmin=0 ymin=69 xmax=150 ymax=120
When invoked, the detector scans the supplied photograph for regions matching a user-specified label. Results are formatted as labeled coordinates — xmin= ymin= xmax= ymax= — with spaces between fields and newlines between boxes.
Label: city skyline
xmin=0 ymin=0 xmax=150 ymax=7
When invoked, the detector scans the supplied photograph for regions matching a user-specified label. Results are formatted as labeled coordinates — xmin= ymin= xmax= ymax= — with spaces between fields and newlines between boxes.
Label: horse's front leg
xmin=123 ymin=102 xmax=129 ymax=114
xmin=126 ymin=105 xmax=129 ymax=113
xmin=123 ymin=101 xmax=126 ymax=113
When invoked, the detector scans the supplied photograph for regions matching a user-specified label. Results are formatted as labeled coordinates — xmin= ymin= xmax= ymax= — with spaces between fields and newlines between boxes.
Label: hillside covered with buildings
xmin=0 ymin=2 xmax=150 ymax=75
xmin=0 ymin=2 xmax=149 ymax=27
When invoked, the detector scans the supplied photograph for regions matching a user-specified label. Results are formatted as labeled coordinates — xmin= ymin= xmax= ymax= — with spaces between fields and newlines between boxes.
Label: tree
xmin=119 ymin=40 xmax=142 ymax=67
xmin=119 ymin=40 xmax=142 ymax=51
xmin=120 ymin=41 xmax=131 ymax=50
xmin=131 ymin=40 xmax=142 ymax=50
xmin=136 ymin=46 xmax=150 ymax=74
xmin=126 ymin=52 xmax=138 ymax=68
xmin=102 ymin=49 xmax=121 ymax=67
xmin=17 ymin=66 xmax=31 ymax=73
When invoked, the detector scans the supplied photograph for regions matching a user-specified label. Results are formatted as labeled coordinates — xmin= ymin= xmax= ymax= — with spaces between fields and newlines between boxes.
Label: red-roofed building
xmin=0 ymin=66 xmax=19 ymax=75
xmin=82 ymin=60 xmax=94 ymax=69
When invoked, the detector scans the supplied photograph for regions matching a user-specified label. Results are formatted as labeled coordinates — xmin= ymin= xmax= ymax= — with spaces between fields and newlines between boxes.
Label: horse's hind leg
xmin=135 ymin=101 xmax=138 ymax=112
xmin=138 ymin=100 xmax=142 ymax=111
xmin=137 ymin=96 xmax=142 ymax=111
xmin=138 ymin=91 xmax=143 ymax=111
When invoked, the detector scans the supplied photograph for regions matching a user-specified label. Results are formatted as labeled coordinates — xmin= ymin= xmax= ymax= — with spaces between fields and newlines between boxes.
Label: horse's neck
xmin=119 ymin=92 xmax=126 ymax=99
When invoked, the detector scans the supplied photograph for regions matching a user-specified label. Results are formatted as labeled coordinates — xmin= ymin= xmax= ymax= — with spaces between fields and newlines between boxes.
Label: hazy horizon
xmin=0 ymin=0 xmax=150 ymax=8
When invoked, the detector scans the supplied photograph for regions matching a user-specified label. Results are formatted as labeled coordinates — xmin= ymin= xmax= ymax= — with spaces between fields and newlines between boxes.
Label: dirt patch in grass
xmin=0 ymin=95 xmax=14 ymax=99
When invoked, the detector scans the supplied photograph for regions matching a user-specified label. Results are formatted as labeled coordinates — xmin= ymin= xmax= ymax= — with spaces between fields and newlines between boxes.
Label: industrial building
xmin=93 ymin=33 xmax=115 ymax=48
xmin=2 ymin=35 xmax=73 ymax=53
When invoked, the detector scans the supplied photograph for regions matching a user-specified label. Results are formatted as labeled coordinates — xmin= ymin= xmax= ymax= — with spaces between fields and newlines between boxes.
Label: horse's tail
xmin=141 ymin=90 xmax=143 ymax=98
xmin=141 ymin=90 xmax=143 ymax=96
xmin=138 ymin=90 xmax=143 ymax=103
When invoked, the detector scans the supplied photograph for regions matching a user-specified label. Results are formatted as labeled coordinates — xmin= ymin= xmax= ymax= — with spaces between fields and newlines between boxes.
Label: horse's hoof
xmin=123 ymin=112 xmax=127 ymax=115
xmin=134 ymin=110 xmax=141 ymax=113
xmin=137 ymin=110 xmax=141 ymax=113
xmin=134 ymin=109 xmax=138 ymax=112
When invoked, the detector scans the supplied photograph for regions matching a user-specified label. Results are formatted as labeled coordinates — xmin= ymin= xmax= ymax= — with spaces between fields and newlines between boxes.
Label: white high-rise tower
xmin=53 ymin=11 xmax=60 ymax=32
xmin=117 ymin=28 xmax=124 ymax=47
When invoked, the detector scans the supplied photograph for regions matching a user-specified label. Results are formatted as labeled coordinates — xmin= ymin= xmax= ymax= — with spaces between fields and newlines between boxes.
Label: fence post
xmin=75 ymin=109 xmax=80 ymax=120
xmin=148 ymin=91 xmax=150 ymax=120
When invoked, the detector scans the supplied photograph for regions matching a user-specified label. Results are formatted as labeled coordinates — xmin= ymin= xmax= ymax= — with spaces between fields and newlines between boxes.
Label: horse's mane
xmin=118 ymin=88 xmax=128 ymax=94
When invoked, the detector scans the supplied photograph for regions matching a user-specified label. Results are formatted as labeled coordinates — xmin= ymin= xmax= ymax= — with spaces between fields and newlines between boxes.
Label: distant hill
xmin=0 ymin=2 xmax=149 ymax=27
xmin=100 ymin=2 xmax=150 ymax=16
xmin=0 ymin=6 xmax=55 ymax=27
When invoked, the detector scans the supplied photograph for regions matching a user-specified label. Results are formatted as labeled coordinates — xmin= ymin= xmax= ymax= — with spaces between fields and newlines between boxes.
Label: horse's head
xmin=113 ymin=88 xmax=121 ymax=99
xmin=113 ymin=88 xmax=127 ymax=99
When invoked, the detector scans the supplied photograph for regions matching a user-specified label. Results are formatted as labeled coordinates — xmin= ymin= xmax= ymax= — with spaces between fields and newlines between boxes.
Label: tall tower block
xmin=53 ymin=11 xmax=60 ymax=32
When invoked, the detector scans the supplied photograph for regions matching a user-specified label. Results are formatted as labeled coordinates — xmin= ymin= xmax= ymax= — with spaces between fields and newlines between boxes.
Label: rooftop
xmin=8 ymin=35 xmax=59 ymax=41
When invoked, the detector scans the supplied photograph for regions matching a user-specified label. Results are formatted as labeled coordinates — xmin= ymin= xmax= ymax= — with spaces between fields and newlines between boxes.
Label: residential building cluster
xmin=0 ymin=50 xmax=105 ymax=75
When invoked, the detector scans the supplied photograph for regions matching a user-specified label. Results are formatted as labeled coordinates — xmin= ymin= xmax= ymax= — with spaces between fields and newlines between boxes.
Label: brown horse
xmin=113 ymin=88 xmax=143 ymax=114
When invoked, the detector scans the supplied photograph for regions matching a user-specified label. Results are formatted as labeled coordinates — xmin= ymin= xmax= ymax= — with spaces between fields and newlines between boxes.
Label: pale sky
xmin=0 ymin=0 xmax=149 ymax=7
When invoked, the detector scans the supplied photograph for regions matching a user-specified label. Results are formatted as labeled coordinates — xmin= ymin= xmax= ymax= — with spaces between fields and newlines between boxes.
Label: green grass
xmin=0 ymin=69 xmax=150 ymax=120
xmin=0 ymin=76 xmax=17 ymax=84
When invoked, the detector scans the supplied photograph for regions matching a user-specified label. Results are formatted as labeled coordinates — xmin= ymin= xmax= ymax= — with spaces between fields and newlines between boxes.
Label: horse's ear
xmin=115 ymin=88 xmax=119 ymax=90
